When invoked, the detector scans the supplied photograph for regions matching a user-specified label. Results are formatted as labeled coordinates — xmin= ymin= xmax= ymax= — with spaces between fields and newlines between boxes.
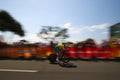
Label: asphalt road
xmin=0 ymin=59 xmax=120 ymax=80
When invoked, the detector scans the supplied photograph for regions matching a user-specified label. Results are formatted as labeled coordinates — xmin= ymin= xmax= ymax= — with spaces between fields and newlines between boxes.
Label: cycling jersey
xmin=55 ymin=43 xmax=64 ymax=53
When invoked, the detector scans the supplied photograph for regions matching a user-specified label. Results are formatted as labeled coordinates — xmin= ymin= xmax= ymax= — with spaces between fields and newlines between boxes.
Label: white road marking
xmin=0 ymin=69 xmax=38 ymax=73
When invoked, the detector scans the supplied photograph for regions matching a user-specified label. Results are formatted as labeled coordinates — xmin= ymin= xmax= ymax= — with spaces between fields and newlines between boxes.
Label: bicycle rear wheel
xmin=48 ymin=53 xmax=57 ymax=63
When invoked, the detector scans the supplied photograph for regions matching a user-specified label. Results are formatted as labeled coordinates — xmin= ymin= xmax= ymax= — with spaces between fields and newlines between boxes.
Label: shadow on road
xmin=59 ymin=62 xmax=77 ymax=68
xmin=0 ymin=57 xmax=120 ymax=62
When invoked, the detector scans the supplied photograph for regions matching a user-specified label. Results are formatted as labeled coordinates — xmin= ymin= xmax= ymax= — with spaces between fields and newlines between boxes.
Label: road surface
xmin=0 ymin=59 xmax=120 ymax=80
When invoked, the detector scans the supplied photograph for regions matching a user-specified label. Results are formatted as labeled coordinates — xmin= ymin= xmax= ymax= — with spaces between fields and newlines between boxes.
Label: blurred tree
xmin=38 ymin=26 xmax=69 ymax=42
xmin=86 ymin=38 xmax=94 ymax=43
xmin=84 ymin=38 xmax=97 ymax=47
xmin=0 ymin=10 xmax=24 ymax=36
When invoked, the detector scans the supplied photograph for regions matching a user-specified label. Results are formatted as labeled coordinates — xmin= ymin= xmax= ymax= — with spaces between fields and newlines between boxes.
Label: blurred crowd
xmin=0 ymin=38 xmax=119 ymax=48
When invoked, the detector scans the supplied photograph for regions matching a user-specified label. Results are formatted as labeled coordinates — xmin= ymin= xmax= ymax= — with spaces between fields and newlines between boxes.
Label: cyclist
xmin=55 ymin=43 xmax=65 ymax=63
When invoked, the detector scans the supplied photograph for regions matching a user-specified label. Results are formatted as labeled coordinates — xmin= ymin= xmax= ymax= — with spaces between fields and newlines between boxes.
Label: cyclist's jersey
xmin=55 ymin=44 xmax=64 ymax=53
xmin=55 ymin=45 xmax=61 ymax=53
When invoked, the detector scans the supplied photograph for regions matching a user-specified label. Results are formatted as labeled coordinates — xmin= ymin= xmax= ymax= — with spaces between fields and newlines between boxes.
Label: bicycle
xmin=48 ymin=49 xmax=77 ymax=67
xmin=48 ymin=49 xmax=70 ymax=64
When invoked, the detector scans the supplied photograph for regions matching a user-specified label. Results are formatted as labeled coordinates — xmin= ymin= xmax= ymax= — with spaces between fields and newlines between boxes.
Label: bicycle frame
xmin=58 ymin=50 xmax=70 ymax=63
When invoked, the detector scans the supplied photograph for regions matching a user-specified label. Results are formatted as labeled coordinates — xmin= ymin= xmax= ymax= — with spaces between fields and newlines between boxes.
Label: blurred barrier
xmin=0 ymin=48 xmax=6 ymax=57
xmin=110 ymin=48 xmax=120 ymax=58
xmin=66 ymin=47 xmax=76 ymax=58
xmin=0 ymin=47 xmax=120 ymax=59
xmin=45 ymin=47 xmax=54 ymax=56
xmin=91 ymin=48 xmax=111 ymax=58
xmin=115 ymin=48 xmax=120 ymax=57
xmin=36 ymin=47 xmax=54 ymax=58
xmin=75 ymin=48 xmax=85 ymax=58
xmin=65 ymin=47 xmax=119 ymax=59
xmin=36 ymin=47 xmax=47 ymax=57
xmin=85 ymin=48 xmax=92 ymax=58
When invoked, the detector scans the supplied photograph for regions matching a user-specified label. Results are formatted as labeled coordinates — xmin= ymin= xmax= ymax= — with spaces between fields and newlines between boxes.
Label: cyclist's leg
xmin=56 ymin=51 xmax=60 ymax=62
xmin=62 ymin=51 xmax=70 ymax=63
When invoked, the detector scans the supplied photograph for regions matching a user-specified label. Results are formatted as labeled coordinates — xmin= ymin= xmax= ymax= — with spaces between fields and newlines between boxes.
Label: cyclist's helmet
xmin=58 ymin=43 xmax=64 ymax=49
